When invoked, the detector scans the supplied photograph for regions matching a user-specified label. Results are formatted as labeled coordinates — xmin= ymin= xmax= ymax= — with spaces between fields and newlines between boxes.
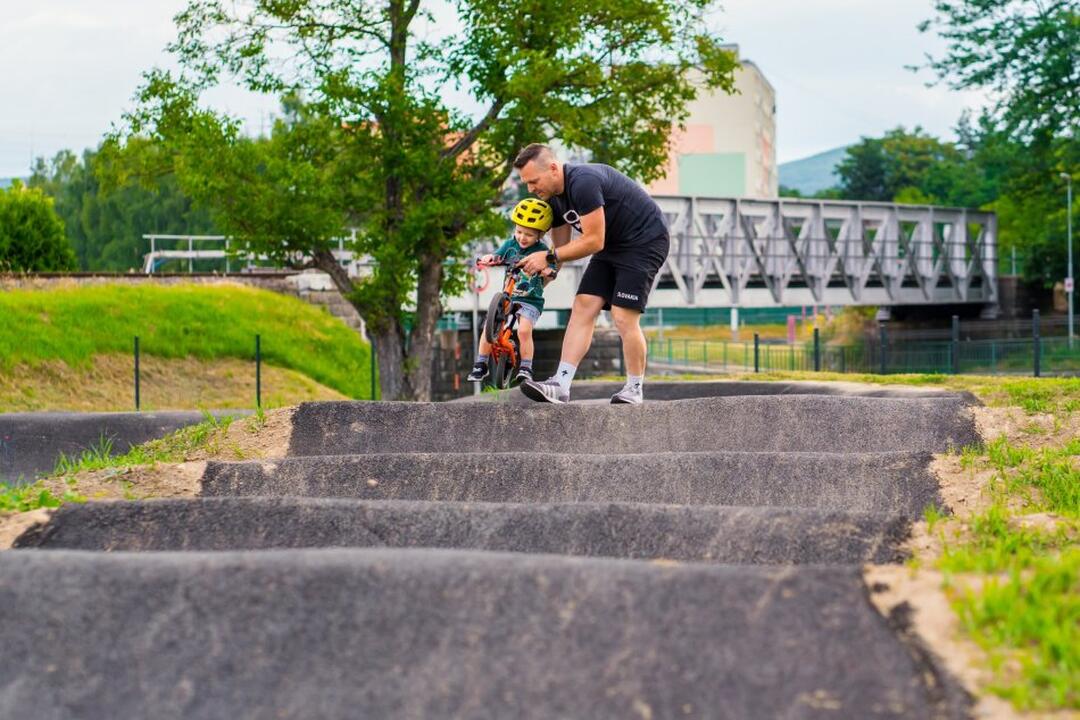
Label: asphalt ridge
xmin=0 ymin=548 xmax=970 ymax=720
xmin=0 ymin=383 xmax=979 ymax=719
xmin=201 ymin=450 xmax=941 ymax=515
xmin=288 ymin=395 xmax=977 ymax=455
xmin=16 ymin=497 xmax=910 ymax=563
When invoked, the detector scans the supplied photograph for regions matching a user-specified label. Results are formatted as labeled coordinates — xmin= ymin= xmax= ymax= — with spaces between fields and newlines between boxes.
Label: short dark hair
xmin=513 ymin=143 xmax=554 ymax=169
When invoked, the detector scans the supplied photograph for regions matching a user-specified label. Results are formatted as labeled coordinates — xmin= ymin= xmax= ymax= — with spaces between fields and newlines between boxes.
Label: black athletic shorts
xmin=576 ymin=234 xmax=669 ymax=312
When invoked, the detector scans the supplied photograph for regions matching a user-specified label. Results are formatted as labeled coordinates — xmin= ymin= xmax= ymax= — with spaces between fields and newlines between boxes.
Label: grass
xmin=0 ymin=481 xmax=85 ymax=513
xmin=926 ymin=422 xmax=1079 ymax=710
xmin=0 ymin=284 xmax=374 ymax=399
xmin=0 ymin=413 xmax=249 ymax=516
xmin=51 ymin=412 xmax=237 ymax=477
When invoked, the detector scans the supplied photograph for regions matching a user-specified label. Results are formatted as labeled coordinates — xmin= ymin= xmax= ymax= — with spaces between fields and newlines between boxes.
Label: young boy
xmin=467 ymin=198 xmax=558 ymax=385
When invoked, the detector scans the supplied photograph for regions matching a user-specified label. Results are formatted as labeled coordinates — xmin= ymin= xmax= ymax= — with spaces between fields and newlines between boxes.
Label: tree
xmin=835 ymin=126 xmax=978 ymax=204
xmin=30 ymin=148 xmax=218 ymax=271
xmin=919 ymin=0 xmax=1078 ymax=286
xmin=0 ymin=181 xmax=77 ymax=272
xmin=918 ymin=0 xmax=1078 ymax=142
xmin=107 ymin=0 xmax=738 ymax=400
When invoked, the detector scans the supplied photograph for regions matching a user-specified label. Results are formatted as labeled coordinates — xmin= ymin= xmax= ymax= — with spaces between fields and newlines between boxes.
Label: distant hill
xmin=778 ymin=146 xmax=848 ymax=196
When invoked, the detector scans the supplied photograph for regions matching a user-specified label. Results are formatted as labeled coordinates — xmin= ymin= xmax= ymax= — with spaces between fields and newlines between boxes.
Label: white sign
xmin=1067 ymin=277 xmax=1075 ymax=293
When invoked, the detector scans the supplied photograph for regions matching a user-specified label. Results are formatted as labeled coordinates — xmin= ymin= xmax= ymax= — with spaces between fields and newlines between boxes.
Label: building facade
xmin=648 ymin=47 xmax=778 ymax=199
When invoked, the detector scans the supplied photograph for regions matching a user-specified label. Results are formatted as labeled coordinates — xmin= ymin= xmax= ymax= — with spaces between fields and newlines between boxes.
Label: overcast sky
xmin=0 ymin=0 xmax=991 ymax=177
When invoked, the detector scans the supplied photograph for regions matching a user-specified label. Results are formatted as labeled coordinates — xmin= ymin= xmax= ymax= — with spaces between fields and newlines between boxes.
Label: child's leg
xmin=476 ymin=335 xmax=491 ymax=360
xmin=517 ymin=317 xmax=534 ymax=363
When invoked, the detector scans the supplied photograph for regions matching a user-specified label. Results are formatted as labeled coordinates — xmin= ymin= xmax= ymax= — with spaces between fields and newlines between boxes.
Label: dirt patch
xmin=0 ymin=508 xmax=53 ymax=550
xmin=0 ymin=354 xmax=347 ymax=413
xmin=933 ymin=453 xmax=997 ymax=518
xmin=34 ymin=407 xmax=294 ymax=503
xmin=973 ymin=406 xmax=1072 ymax=449
xmin=213 ymin=407 xmax=294 ymax=460
xmin=865 ymin=565 xmax=1022 ymax=720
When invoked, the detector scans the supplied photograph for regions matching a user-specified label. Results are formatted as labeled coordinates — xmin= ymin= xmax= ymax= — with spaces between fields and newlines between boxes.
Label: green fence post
xmin=1033 ymin=309 xmax=1041 ymax=377
xmin=951 ymin=315 xmax=960 ymax=375
xmin=703 ymin=341 xmax=708 ymax=368
xmin=255 ymin=334 xmax=262 ymax=409
xmin=813 ymin=328 xmax=821 ymax=372
xmin=879 ymin=323 xmax=888 ymax=375
xmin=684 ymin=339 xmax=689 ymax=366
xmin=754 ymin=334 xmax=760 ymax=373
xmin=668 ymin=338 xmax=673 ymax=365
xmin=134 ymin=336 xmax=140 ymax=412
xmin=370 ymin=346 xmax=377 ymax=400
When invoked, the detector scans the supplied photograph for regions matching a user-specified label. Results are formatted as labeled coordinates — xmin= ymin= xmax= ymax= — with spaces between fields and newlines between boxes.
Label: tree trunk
xmin=311 ymin=247 xmax=407 ymax=400
xmin=404 ymin=253 xmax=445 ymax=401
xmin=369 ymin=322 xmax=408 ymax=400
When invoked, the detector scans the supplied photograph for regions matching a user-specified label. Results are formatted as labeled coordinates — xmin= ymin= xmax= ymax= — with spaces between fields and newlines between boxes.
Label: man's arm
xmin=553 ymin=207 xmax=604 ymax=262
xmin=518 ymin=208 xmax=605 ymax=274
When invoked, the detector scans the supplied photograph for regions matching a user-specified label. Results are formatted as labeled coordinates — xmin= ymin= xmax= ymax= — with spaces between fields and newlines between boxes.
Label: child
xmin=467 ymin=198 xmax=558 ymax=385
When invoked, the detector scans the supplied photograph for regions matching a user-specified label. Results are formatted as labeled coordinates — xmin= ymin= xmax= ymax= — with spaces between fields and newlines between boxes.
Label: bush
xmin=0 ymin=181 xmax=77 ymax=271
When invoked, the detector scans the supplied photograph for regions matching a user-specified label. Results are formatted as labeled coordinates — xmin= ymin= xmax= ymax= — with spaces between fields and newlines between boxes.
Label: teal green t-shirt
xmin=493 ymin=238 xmax=556 ymax=312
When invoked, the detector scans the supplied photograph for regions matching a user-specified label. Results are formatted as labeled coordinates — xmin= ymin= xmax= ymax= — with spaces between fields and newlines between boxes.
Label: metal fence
xmin=648 ymin=313 xmax=1079 ymax=377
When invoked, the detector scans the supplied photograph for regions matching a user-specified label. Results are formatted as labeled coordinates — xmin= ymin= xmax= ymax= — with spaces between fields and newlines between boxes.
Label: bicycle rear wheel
xmin=492 ymin=352 xmax=512 ymax=389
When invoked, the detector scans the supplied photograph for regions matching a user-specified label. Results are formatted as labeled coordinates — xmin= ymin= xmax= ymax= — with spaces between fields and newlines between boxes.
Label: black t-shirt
xmin=547 ymin=163 xmax=668 ymax=260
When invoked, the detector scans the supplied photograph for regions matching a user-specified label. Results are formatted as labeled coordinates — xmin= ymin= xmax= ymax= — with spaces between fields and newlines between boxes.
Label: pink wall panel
xmin=648 ymin=124 xmax=715 ymax=194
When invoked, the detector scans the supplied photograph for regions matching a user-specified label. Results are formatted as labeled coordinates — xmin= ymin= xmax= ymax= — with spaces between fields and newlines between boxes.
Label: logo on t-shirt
xmin=562 ymin=209 xmax=582 ymax=233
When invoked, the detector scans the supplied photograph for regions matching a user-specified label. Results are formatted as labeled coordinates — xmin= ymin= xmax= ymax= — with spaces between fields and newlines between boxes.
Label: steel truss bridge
xmin=142 ymin=195 xmax=998 ymax=315
xmin=447 ymin=196 xmax=998 ymax=315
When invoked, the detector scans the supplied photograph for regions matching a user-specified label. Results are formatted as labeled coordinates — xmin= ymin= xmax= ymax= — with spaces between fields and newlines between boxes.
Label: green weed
xmin=0 ymin=481 xmax=85 ymax=513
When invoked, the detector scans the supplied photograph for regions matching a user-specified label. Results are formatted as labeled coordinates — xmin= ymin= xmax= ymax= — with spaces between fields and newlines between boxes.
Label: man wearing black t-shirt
xmin=514 ymin=143 xmax=670 ymax=404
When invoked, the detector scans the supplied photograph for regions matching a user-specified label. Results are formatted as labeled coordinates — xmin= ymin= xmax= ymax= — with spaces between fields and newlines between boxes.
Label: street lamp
xmin=1061 ymin=173 xmax=1074 ymax=348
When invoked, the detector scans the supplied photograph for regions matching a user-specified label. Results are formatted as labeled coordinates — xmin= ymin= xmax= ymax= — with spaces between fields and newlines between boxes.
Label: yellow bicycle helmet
xmin=511 ymin=197 xmax=553 ymax=232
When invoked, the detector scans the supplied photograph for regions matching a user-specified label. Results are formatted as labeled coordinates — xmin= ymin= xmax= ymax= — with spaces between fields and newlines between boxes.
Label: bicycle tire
xmin=484 ymin=292 xmax=509 ymax=345
xmin=492 ymin=352 xmax=511 ymax=389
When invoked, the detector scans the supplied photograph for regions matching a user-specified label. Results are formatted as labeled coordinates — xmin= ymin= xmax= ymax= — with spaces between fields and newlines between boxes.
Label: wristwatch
xmin=546 ymin=248 xmax=559 ymax=265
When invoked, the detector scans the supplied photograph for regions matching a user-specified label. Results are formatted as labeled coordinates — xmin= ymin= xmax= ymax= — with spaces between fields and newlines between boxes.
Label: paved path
xmin=2 ymin=383 xmax=980 ymax=719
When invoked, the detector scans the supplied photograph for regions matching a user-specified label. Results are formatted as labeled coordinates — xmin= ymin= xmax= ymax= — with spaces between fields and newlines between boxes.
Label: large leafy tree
xmin=918 ymin=0 xmax=1079 ymax=286
xmin=834 ymin=125 xmax=997 ymax=207
xmin=0 ymin=181 xmax=77 ymax=272
xmin=107 ymin=0 xmax=738 ymax=400
xmin=30 ymin=148 xmax=218 ymax=271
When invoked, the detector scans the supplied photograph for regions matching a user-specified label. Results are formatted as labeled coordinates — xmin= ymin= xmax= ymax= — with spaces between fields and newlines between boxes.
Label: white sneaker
xmin=520 ymin=377 xmax=570 ymax=404
xmin=610 ymin=381 xmax=643 ymax=405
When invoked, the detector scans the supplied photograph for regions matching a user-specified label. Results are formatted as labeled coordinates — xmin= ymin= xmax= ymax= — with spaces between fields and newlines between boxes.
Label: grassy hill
xmin=0 ymin=283 xmax=375 ymax=410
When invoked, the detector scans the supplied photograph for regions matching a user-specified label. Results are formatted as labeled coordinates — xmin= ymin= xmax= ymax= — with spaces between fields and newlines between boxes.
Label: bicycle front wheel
xmin=484 ymin=293 xmax=510 ymax=345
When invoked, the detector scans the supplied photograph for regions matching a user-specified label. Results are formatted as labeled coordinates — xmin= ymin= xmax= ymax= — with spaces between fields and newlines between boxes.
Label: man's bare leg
xmin=560 ymin=294 xmax=606 ymax=366
xmin=519 ymin=294 xmax=603 ymax=403
xmin=610 ymin=306 xmax=646 ymax=376
xmin=610 ymin=305 xmax=646 ymax=403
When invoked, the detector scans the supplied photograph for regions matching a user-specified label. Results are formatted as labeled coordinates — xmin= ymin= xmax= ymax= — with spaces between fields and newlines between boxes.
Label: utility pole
xmin=1061 ymin=173 xmax=1074 ymax=348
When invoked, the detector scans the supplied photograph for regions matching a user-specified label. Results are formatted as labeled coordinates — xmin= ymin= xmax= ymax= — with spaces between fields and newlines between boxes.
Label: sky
xmin=0 ymin=0 xmax=992 ymax=177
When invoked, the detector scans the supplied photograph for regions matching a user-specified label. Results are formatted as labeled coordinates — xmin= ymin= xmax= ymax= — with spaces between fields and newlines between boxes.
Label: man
xmin=514 ymin=143 xmax=670 ymax=404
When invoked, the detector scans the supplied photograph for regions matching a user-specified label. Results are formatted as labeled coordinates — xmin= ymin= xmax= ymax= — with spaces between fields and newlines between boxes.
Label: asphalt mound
xmin=460 ymin=379 xmax=979 ymax=404
xmin=288 ymin=395 xmax=977 ymax=456
xmin=15 ymin=497 xmax=909 ymax=564
xmin=202 ymin=450 xmax=940 ymax=516
xmin=0 ymin=548 xmax=968 ymax=719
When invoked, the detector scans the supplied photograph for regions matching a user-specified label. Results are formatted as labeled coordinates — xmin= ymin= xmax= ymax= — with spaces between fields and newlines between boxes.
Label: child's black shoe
xmin=467 ymin=362 xmax=489 ymax=382
xmin=512 ymin=366 xmax=533 ymax=386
